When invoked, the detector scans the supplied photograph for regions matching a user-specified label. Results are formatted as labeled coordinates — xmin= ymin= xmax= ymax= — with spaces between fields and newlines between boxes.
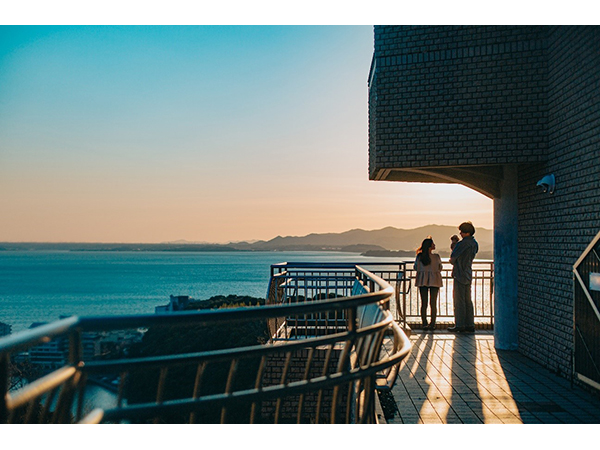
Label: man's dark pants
xmin=453 ymin=281 xmax=474 ymax=328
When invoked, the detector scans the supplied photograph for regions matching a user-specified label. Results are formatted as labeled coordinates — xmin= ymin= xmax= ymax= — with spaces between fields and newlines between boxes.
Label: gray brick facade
xmin=369 ymin=26 xmax=600 ymax=381
xmin=518 ymin=26 xmax=600 ymax=376
xmin=369 ymin=26 xmax=548 ymax=195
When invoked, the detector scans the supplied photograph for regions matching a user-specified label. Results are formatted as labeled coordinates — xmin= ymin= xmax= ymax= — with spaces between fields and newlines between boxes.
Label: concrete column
xmin=493 ymin=165 xmax=519 ymax=350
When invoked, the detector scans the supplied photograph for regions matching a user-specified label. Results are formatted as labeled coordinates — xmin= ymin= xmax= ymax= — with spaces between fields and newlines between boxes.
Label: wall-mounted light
xmin=537 ymin=174 xmax=556 ymax=194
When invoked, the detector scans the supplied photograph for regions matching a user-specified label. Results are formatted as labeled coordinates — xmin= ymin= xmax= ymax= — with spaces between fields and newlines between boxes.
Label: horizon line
xmin=0 ymin=223 xmax=494 ymax=246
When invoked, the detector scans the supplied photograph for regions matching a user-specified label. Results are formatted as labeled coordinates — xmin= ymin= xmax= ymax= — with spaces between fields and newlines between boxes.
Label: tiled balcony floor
xmin=383 ymin=330 xmax=600 ymax=424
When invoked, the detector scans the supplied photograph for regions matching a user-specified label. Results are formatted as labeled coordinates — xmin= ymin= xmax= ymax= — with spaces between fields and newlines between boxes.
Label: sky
xmin=0 ymin=24 xmax=495 ymax=243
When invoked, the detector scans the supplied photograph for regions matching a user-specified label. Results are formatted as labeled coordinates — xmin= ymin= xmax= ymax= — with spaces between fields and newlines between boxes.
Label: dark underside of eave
xmin=373 ymin=165 xmax=507 ymax=199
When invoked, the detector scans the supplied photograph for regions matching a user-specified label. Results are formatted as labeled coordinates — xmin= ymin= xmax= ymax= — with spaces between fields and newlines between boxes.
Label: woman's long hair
xmin=416 ymin=237 xmax=434 ymax=266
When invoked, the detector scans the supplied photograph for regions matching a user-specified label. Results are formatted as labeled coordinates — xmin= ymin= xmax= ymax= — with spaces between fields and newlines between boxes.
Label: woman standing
xmin=414 ymin=236 xmax=443 ymax=330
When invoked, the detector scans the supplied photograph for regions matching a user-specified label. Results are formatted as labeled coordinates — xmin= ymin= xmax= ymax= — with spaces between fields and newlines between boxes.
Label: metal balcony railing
xmin=268 ymin=262 xmax=405 ymax=339
xmin=0 ymin=265 xmax=411 ymax=424
xmin=401 ymin=260 xmax=495 ymax=328
xmin=270 ymin=260 xmax=494 ymax=330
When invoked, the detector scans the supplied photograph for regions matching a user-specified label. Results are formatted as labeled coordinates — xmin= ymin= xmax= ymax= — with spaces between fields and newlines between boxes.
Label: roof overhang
xmin=372 ymin=165 xmax=506 ymax=199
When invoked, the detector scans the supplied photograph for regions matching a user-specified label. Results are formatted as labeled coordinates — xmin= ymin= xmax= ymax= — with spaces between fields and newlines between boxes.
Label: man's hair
xmin=459 ymin=221 xmax=476 ymax=236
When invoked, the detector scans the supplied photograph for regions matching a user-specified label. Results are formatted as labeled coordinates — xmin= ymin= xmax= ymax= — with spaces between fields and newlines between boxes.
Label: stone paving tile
xmin=386 ymin=330 xmax=600 ymax=424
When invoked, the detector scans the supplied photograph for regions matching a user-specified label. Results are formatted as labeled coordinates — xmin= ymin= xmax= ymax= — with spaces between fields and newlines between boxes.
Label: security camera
xmin=536 ymin=174 xmax=555 ymax=194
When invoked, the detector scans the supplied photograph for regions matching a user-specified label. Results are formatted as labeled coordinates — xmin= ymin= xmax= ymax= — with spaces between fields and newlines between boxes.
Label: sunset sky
xmin=0 ymin=25 xmax=494 ymax=243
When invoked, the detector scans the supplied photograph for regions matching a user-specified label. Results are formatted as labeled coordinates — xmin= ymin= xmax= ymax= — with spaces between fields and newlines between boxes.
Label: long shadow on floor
xmin=392 ymin=331 xmax=486 ymax=423
xmin=446 ymin=333 xmax=485 ymax=423
xmin=390 ymin=332 xmax=434 ymax=423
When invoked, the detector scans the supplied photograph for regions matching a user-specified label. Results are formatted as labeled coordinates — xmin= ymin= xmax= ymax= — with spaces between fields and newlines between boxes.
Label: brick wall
xmin=517 ymin=26 xmax=600 ymax=375
xmin=369 ymin=25 xmax=548 ymax=179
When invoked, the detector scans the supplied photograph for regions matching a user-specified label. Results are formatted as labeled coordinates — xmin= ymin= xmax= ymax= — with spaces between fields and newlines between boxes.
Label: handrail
xmin=0 ymin=291 xmax=389 ymax=352
xmin=0 ymin=264 xmax=411 ymax=424
xmin=101 ymin=324 xmax=411 ymax=424
xmin=271 ymin=259 xmax=495 ymax=328
xmin=83 ymin=318 xmax=391 ymax=373
xmin=0 ymin=316 xmax=80 ymax=354
xmin=6 ymin=366 xmax=78 ymax=411
xmin=400 ymin=259 xmax=494 ymax=328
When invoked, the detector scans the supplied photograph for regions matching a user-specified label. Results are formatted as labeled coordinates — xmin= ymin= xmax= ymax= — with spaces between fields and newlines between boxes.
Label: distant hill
xmin=0 ymin=224 xmax=493 ymax=258
xmin=233 ymin=225 xmax=493 ymax=258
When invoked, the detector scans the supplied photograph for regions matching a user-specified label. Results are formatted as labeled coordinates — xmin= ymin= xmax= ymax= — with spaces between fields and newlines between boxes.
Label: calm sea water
xmin=0 ymin=250 xmax=384 ymax=333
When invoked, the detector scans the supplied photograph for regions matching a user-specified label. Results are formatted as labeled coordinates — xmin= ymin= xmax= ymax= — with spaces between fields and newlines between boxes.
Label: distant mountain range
xmin=228 ymin=224 xmax=493 ymax=258
xmin=0 ymin=225 xmax=493 ymax=258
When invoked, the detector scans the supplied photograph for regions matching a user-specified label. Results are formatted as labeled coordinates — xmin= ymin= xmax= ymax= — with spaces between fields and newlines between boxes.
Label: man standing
xmin=448 ymin=222 xmax=479 ymax=333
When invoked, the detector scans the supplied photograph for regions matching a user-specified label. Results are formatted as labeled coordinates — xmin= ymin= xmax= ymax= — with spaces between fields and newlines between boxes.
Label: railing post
xmin=69 ymin=329 xmax=82 ymax=366
xmin=348 ymin=307 xmax=357 ymax=333
xmin=402 ymin=275 xmax=409 ymax=329
xmin=0 ymin=352 xmax=8 ymax=423
xmin=490 ymin=261 xmax=495 ymax=326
